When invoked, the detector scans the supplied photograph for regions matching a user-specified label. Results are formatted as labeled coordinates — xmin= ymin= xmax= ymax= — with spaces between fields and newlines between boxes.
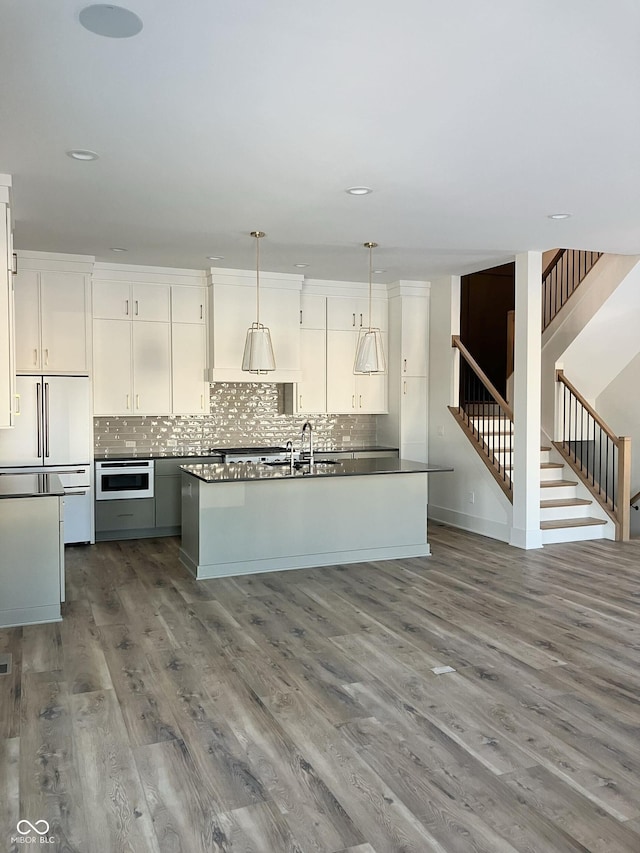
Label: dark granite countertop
xmin=93 ymin=445 xmax=399 ymax=461
xmin=0 ymin=473 xmax=65 ymax=499
xmin=180 ymin=457 xmax=452 ymax=484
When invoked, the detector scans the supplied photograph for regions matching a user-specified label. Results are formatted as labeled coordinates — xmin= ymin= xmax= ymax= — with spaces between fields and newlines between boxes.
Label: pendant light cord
xmin=256 ymin=233 xmax=261 ymax=326
xmin=368 ymin=243 xmax=373 ymax=331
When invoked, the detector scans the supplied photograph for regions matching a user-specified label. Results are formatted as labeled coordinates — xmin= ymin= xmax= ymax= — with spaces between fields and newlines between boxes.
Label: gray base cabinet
xmin=0 ymin=496 xmax=63 ymax=627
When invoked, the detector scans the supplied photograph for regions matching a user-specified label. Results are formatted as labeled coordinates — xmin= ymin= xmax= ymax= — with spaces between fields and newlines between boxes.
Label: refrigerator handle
xmin=44 ymin=382 xmax=50 ymax=458
xmin=36 ymin=383 xmax=42 ymax=457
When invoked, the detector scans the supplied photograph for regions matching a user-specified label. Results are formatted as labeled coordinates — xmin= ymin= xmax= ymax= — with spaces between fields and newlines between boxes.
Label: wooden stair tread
xmin=540 ymin=517 xmax=607 ymax=530
xmin=540 ymin=445 xmax=551 ymax=451
xmin=540 ymin=498 xmax=593 ymax=508
xmin=540 ymin=462 xmax=564 ymax=469
xmin=540 ymin=479 xmax=578 ymax=488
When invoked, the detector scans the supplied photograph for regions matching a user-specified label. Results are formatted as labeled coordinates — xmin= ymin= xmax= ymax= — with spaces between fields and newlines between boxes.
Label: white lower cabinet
xmin=172 ymin=323 xmax=208 ymax=414
xmin=93 ymin=319 xmax=171 ymax=415
xmin=326 ymin=330 xmax=387 ymax=413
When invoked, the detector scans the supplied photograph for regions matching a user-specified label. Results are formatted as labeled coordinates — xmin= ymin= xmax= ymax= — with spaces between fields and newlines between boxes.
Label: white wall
xmin=427 ymin=275 xmax=512 ymax=541
xmin=541 ymin=254 xmax=639 ymax=436
xmin=595 ymin=353 xmax=640 ymax=536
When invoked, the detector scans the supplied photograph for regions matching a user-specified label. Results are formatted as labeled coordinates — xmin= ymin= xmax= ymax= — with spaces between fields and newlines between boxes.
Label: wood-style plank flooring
xmin=2 ymin=524 xmax=640 ymax=852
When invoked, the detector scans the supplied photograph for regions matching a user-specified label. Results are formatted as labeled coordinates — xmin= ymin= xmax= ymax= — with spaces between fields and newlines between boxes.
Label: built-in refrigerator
xmin=0 ymin=375 xmax=93 ymax=543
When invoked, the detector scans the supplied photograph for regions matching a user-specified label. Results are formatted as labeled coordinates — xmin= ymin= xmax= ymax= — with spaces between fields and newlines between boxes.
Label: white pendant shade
xmin=242 ymin=230 xmax=276 ymax=374
xmin=354 ymin=328 xmax=386 ymax=373
xmin=242 ymin=323 xmax=276 ymax=373
xmin=354 ymin=240 xmax=386 ymax=374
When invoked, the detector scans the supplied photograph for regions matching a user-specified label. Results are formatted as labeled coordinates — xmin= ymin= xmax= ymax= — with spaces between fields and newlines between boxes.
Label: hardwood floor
xmin=2 ymin=524 xmax=640 ymax=852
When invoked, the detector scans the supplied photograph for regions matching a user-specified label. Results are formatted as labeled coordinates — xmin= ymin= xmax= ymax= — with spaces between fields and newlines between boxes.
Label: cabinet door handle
xmin=136 ymin=394 xmax=140 ymax=409
xmin=200 ymin=394 xmax=204 ymax=410
xmin=125 ymin=299 xmax=129 ymax=316
xmin=33 ymin=348 xmax=38 ymax=365
xmin=352 ymin=313 xmax=356 ymax=327
xmin=126 ymin=393 xmax=130 ymax=410
xmin=299 ymin=394 xmax=303 ymax=410
xmin=403 ymin=358 xmax=407 ymax=373
xmin=352 ymin=394 xmax=355 ymax=409
xmin=14 ymin=394 xmax=20 ymax=416
xmin=135 ymin=300 xmax=139 ymax=316
xmin=12 ymin=253 xmax=17 ymax=275
xmin=359 ymin=394 xmax=362 ymax=408
xmin=200 ymin=304 xmax=203 ymax=320
xmin=299 ymin=309 xmax=303 ymax=325
xmin=360 ymin=313 xmax=363 ymax=327
xmin=403 ymin=381 xmax=407 ymax=395
xmin=44 ymin=348 xmax=49 ymax=366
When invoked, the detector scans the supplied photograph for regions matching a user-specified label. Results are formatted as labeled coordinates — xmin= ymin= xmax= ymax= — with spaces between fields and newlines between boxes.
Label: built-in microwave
xmin=96 ymin=460 xmax=154 ymax=500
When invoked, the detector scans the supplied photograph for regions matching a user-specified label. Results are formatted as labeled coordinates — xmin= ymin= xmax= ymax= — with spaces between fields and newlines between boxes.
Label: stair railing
xmin=451 ymin=335 xmax=513 ymax=500
xmin=542 ymin=249 xmax=603 ymax=331
xmin=555 ymin=369 xmax=630 ymax=540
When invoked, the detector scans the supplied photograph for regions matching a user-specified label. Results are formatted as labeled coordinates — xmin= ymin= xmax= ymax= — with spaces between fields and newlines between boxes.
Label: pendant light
xmin=354 ymin=241 xmax=386 ymax=374
xmin=242 ymin=230 xmax=276 ymax=373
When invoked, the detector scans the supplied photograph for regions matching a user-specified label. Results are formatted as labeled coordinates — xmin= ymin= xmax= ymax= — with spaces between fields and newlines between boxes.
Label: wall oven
xmin=96 ymin=460 xmax=155 ymax=500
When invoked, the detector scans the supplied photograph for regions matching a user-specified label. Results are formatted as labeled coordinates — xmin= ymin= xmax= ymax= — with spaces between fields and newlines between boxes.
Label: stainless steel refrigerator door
xmin=0 ymin=375 xmax=44 ymax=465
xmin=43 ymin=376 xmax=91 ymax=465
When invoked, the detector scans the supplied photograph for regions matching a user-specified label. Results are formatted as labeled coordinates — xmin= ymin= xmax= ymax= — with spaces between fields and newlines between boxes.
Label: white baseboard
xmin=427 ymin=506 xmax=511 ymax=543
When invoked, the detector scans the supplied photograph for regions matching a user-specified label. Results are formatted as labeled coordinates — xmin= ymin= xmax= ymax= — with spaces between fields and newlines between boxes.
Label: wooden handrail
xmin=631 ymin=490 xmax=640 ymax=506
xmin=452 ymin=335 xmax=513 ymax=419
xmin=556 ymin=369 xmax=620 ymax=446
xmin=542 ymin=248 xmax=565 ymax=280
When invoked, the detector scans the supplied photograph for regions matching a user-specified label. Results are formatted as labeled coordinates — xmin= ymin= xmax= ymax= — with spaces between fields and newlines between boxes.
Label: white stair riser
xmin=540 ymin=467 xmax=566 ymax=482
xmin=540 ymin=504 xmax=592 ymax=522
xmin=541 ymin=525 xmax=607 ymax=544
xmin=469 ymin=418 xmax=513 ymax=432
xmin=482 ymin=435 xmax=514 ymax=450
xmin=540 ymin=484 xmax=578 ymax=501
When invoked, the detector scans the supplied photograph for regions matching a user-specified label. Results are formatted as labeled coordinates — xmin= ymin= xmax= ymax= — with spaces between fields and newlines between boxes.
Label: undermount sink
xmin=262 ymin=459 xmax=342 ymax=470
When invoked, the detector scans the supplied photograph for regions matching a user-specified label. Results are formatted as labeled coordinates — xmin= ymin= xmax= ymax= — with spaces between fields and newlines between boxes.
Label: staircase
xmin=469 ymin=415 xmax=610 ymax=543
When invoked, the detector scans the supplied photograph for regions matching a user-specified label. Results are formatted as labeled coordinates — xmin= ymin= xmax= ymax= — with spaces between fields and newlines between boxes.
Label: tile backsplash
xmin=94 ymin=383 xmax=378 ymax=455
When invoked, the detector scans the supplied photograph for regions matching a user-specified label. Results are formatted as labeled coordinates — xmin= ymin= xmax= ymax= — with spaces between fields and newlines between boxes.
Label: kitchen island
xmin=179 ymin=457 xmax=452 ymax=579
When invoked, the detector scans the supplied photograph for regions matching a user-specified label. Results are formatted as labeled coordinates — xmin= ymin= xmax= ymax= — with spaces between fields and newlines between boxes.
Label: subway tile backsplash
xmin=94 ymin=383 xmax=378 ymax=456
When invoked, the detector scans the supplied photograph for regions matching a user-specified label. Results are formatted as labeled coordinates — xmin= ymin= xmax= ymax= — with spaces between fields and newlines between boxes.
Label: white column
xmin=510 ymin=251 xmax=543 ymax=550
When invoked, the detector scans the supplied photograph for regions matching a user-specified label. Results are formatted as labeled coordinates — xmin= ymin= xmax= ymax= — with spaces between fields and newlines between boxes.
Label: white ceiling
xmin=2 ymin=0 xmax=640 ymax=282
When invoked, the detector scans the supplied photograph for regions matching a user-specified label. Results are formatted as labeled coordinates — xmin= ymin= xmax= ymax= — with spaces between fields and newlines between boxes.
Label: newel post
xmin=617 ymin=436 xmax=631 ymax=542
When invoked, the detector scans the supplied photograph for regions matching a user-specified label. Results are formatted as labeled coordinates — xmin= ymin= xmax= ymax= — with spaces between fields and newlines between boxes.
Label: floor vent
xmin=0 ymin=653 xmax=12 ymax=675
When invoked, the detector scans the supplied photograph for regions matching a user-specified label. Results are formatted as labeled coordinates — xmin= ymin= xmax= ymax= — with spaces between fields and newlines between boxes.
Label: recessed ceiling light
xmin=373 ymin=269 xmax=386 ymax=274
xmin=548 ymin=213 xmax=572 ymax=220
xmin=346 ymin=186 xmax=373 ymax=196
xmin=79 ymin=5 xmax=143 ymax=38
xmin=110 ymin=247 xmax=127 ymax=252
xmin=67 ymin=149 xmax=99 ymax=161
xmin=207 ymin=256 xmax=224 ymax=261
xmin=294 ymin=263 xmax=309 ymax=268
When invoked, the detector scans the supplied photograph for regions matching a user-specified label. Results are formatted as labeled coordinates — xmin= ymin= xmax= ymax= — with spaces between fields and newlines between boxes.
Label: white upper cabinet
xmin=327 ymin=295 xmax=387 ymax=332
xmin=14 ymin=264 xmax=90 ymax=374
xmin=93 ymin=280 xmax=170 ymax=322
xmin=300 ymin=292 xmax=326 ymax=330
xmin=207 ymin=270 xmax=303 ymax=382
xmin=171 ymin=285 xmax=206 ymax=324
xmin=325 ymin=292 xmax=388 ymax=414
xmin=0 ymin=177 xmax=15 ymax=429
xmin=400 ymin=297 xmax=428 ymax=376
xmin=93 ymin=318 xmax=171 ymax=415
xmin=172 ymin=322 xmax=207 ymax=414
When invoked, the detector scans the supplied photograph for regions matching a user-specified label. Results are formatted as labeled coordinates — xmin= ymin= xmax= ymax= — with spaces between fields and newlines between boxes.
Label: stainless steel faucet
xmin=301 ymin=421 xmax=314 ymax=466
xmin=285 ymin=440 xmax=295 ymax=475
